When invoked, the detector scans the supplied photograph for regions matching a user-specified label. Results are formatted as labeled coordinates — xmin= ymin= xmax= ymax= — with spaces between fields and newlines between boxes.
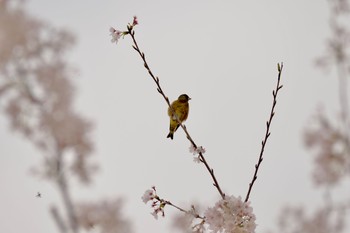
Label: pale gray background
xmin=0 ymin=1 xmax=348 ymax=233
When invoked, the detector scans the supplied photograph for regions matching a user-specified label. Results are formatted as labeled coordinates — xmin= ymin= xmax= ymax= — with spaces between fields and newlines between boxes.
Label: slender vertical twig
xmin=50 ymin=206 xmax=68 ymax=233
xmin=127 ymin=26 xmax=226 ymax=199
xmin=56 ymin=176 xmax=78 ymax=233
xmin=54 ymin=148 xmax=78 ymax=233
xmin=244 ymin=63 xmax=284 ymax=202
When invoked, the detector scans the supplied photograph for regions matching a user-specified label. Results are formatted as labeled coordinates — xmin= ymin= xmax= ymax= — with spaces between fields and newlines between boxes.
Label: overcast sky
xmin=0 ymin=1 xmax=349 ymax=233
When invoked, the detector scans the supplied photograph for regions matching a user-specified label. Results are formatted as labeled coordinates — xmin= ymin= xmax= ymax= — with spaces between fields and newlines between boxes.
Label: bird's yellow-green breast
xmin=167 ymin=94 xmax=191 ymax=140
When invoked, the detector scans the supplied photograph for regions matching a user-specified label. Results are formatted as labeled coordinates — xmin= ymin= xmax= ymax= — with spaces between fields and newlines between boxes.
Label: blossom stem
xmin=244 ymin=63 xmax=284 ymax=202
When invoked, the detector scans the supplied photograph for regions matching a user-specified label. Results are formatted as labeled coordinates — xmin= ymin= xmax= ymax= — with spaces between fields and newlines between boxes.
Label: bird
xmin=167 ymin=94 xmax=191 ymax=140
xmin=36 ymin=192 xmax=42 ymax=198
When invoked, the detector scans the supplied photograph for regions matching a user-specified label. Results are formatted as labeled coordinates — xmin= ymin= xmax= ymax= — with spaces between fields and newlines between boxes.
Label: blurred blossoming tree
xmin=2 ymin=0 xmax=348 ymax=232
xmin=268 ymin=0 xmax=350 ymax=232
xmin=0 ymin=1 xmax=132 ymax=233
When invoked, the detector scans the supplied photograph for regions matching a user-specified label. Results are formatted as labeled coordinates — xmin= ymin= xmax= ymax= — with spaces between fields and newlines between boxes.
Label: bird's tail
xmin=167 ymin=132 xmax=174 ymax=140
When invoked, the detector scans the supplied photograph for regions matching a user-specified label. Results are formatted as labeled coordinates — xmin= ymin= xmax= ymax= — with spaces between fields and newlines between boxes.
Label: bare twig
xmin=244 ymin=63 xmax=284 ymax=202
xmin=126 ymin=26 xmax=226 ymax=199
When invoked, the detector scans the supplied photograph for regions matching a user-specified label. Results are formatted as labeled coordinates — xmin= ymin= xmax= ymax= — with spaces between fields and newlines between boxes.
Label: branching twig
xmin=244 ymin=63 xmax=284 ymax=202
xmin=145 ymin=186 xmax=205 ymax=220
xmin=126 ymin=25 xmax=226 ymax=199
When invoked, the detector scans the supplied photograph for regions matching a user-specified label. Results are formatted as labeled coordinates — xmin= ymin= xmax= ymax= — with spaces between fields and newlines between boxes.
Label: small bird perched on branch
xmin=167 ymin=94 xmax=191 ymax=140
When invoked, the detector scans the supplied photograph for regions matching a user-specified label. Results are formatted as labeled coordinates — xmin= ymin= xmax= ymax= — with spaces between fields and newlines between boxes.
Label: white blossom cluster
xmin=189 ymin=145 xmax=206 ymax=163
xmin=204 ymin=196 xmax=256 ymax=233
xmin=142 ymin=186 xmax=165 ymax=219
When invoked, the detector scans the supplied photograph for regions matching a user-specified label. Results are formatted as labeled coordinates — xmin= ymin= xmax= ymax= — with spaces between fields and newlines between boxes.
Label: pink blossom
xmin=132 ymin=16 xmax=138 ymax=26
xmin=189 ymin=145 xmax=206 ymax=156
xmin=142 ymin=188 xmax=155 ymax=204
xmin=151 ymin=211 xmax=159 ymax=220
xmin=109 ymin=27 xmax=122 ymax=44
xmin=193 ymin=156 xmax=201 ymax=163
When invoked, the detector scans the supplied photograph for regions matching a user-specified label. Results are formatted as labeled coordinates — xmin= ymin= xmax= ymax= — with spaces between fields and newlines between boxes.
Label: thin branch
xmin=54 ymin=148 xmax=78 ymax=233
xmin=127 ymin=26 xmax=226 ymax=199
xmin=244 ymin=63 xmax=284 ymax=202
xmin=164 ymin=200 xmax=205 ymax=220
xmin=50 ymin=206 xmax=68 ymax=233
